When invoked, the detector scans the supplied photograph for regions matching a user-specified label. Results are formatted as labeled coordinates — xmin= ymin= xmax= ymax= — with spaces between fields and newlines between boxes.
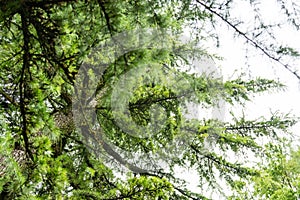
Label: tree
xmin=254 ymin=145 xmax=300 ymax=200
xmin=231 ymin=145 xmax=300 ymax=200
xmin=0 ymin=0 xmax=299 ymax=199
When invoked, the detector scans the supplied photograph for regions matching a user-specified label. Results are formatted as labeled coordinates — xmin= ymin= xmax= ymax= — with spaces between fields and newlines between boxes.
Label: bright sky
xmin=214 ymin=4 xmax=300 ymax=143
xmin=181 ymin=1 xmax=300 ymax=198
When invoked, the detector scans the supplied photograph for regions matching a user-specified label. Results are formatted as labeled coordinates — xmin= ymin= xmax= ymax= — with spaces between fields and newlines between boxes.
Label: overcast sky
xmin=181 ymin=2 xmax=300 ymax=198
xmin=213 ymin=1 xmax=300 ymax=142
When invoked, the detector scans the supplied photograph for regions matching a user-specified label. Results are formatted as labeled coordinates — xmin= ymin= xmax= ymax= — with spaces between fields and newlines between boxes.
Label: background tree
xmin=255 ymin=145 xmax=300 ymax=199
xmin=0 ymin=0 xmax=299 ymax=199
xmin=230 ymin=145 xmax=300 ymax=200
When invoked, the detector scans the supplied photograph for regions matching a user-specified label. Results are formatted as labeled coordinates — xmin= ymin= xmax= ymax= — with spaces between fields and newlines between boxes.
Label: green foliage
xmin=251 ymin=145 xmax=300 ymax=200
xmin=0 ymin=0 xmax=299 ymax=199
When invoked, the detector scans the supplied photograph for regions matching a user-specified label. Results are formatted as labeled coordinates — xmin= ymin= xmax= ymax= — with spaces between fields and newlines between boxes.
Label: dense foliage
xmin=0 ymin=0 xmax=299 ymax=199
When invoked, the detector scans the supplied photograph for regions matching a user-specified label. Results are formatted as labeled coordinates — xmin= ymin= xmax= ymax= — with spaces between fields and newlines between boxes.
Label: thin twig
xmin=196 ymin=0 xmax=300 ymax=80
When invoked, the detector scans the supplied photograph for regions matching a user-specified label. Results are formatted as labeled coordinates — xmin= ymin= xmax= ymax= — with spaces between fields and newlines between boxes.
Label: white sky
xmin=181 ymin=1 xmax=300 ymax=199
xmin=191 ymin=0 xmax=300 ymax=140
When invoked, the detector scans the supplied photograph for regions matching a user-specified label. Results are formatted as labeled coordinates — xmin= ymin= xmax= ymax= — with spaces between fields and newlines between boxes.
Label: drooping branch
xmin=20 ymin=10 xmax=34 ymax=161
xmin=97 ymin=0 xmax=114 ymax=37
xmin=0 ymin=88 xmax=18 ymax=107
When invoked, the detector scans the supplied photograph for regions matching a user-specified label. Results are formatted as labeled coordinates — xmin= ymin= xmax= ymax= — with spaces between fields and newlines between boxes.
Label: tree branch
xmin=97 ymin=0 xmax=114 ymax=37
xmin=0 ymin=88 xmax=18 ymax=106
xmin=196 ymin=0 xmax=300 ymax=80
xmin=20 ymin=10 xmax=34 ymax=161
